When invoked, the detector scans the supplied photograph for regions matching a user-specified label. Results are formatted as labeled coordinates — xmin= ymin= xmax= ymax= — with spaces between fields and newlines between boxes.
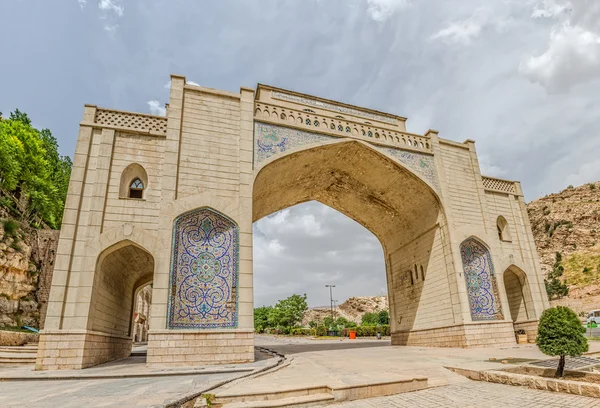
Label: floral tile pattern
xmin=459 ymin=238 xmax=503 ymax=321
xmin=382 ymin=147 xmax=440 ymax=192
xmin=254 ymin=123 xmax=439 ymax=192
xmin=254 ymin=122 xmax=335 ymax=164
xmin=168 ymin=207 xmax=239 ymax=329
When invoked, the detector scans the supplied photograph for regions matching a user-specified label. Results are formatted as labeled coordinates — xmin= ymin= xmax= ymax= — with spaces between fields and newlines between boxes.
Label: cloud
xmin=430 ymin=8 xmax=513 ymax=46
xmin=187 ymin=80 xmax=200 ymax=86
xmin=78 ymin=0 xmax=88 ymax=9
xmin=366 ymin=0 xmax=410 ymax=22
xmin=98 ymin=0 xmax=123 ymax=17
xmin=532 ymin=0 xmax=571 ymax=19
xmin=253 ymin=202 xmax=385 ymax=306
xmin=431 ymin=16 xmax=484 ymax=45
xmin=147 ymin=100 xmax=166 ymax=116
xmin=521 ymin=0 xmax=600 ymax=93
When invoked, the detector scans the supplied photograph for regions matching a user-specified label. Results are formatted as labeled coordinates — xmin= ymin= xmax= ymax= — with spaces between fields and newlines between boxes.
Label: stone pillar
xmin=146 ymin=79 xmax=254 ymax=368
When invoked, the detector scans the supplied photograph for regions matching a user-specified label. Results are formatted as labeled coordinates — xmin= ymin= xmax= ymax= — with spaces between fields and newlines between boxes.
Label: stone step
xmin=0 ymin=346 xmax=38 ymax=353
xmin=216 ymin=386 xmax=331 ymax=404
xmin=0 ymin=356 xmax=36 ymax=365
xmin=219 ymin=393 xmax=335 ymax=408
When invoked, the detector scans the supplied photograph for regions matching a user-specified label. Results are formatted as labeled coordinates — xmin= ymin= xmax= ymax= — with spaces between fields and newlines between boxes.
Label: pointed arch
xmin=120 ymin=163 xmax=148 ymax=199
xmin=459 ymin=237 xmax=503 ymax=321
xmin=497 ymin=215 xmax=511 ymax=242
xmin=503 ymin=265 xmax=534 ymax=322
xmin=167 ymin=207 xmax=239 ymax=329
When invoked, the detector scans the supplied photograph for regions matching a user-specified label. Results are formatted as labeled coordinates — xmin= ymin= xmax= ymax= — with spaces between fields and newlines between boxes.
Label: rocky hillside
xmin=302 ymin=296 xmax=388 ymax=326
xmin=527 ymin=182 xmax=600 ymax=312
xmin=0 ymin=208 xmax=59 ymax=329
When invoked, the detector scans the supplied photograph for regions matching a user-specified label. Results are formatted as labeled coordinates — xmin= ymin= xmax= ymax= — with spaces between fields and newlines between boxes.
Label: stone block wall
xmin=392 ymin=321 xmax=516 ymax=348
xmin=35 ymin=330 xmax=132 ymax=370
xmin=146 ymin=329 xmax=254 ymax=367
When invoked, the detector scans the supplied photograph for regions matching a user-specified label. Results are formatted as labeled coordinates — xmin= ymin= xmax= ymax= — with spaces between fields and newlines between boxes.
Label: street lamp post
xmin=325 ymin=285 xmax=335 ymax=321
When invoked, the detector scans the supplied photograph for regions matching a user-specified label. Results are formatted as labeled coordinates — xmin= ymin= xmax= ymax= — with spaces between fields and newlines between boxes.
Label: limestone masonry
xmin=36 ymin=75 xmax=549 ymax=370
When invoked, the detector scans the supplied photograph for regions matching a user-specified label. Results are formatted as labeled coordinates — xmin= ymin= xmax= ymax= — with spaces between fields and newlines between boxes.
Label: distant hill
xmin=302 ymin=296 xmax=388 ymax=326
xmin=527 ymin=181 xmax=600 ymax=313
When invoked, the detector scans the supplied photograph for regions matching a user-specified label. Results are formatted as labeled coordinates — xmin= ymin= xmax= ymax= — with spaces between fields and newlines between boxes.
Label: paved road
xmin=330 ymin=381 xmax=600 ymax=408
xmin=0 ymin=372 xmax=240 ymax=408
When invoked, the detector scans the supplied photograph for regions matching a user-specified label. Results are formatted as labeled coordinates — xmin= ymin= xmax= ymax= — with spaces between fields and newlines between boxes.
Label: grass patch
xmin=563 ymin=251 xmax=600 ymax=288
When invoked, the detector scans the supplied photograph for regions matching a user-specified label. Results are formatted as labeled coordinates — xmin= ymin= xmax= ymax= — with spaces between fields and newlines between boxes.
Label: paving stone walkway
xmin=330 ymin=381 xmax=600 ymax=407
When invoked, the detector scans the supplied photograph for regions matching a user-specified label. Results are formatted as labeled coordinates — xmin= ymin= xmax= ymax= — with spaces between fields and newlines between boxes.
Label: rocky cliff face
xmin=0 ymin=215 xmax=59 ymax=329
xmin=302 ymin=296 xmax=388 ymax=326
xmin=527 ymin=182 xmax=600 ymax=312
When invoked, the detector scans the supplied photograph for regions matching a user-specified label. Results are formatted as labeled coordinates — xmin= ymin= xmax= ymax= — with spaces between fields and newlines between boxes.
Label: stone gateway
xmin=35 ymin=75 xmax=549 ymax=370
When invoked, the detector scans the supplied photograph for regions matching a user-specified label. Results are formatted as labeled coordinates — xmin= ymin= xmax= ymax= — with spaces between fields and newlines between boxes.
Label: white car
xmin=587 ymin=310 xmax=600 ymax=324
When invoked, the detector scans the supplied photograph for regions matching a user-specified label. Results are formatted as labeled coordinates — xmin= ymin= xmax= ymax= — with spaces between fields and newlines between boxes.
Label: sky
xmin=2 ymin=0 xmax=600 ymax=306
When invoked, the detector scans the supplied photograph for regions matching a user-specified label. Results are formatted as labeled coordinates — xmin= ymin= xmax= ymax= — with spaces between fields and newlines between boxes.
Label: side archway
xmin=167 ymin=207 xmax=239 ymax=329
xmin=503 ymin=265 xmax=534 ymax=322
xmin=89 ymin=240 xmax=155 ymax=337
xmin=459 ymin=237 xmax=503 ymax=321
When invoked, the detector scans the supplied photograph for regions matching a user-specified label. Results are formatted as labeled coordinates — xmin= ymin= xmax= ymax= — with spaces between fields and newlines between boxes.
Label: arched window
xmin=497 ymin=216 xmax=511 ymax=242
xmin=129 ymin=178 xmax=144 ymax=199
xmin=120 ymin=163 xmax=148 ymax=199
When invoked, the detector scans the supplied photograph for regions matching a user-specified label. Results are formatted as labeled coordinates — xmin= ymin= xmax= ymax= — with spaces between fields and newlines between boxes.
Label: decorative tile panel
xmin=460 ymin=238 xmax=503 ymax=321
xmin=254 ymin=122 xmax=336 ymax=164
xmin=381 ymin=147 xmax=440 ymax=192
xmin=254 ymin=123 xmax=440 ymax=192
xmin=168 ymin=207 xmax=239 ymax=329
xmin=272 ymin=91 xmax=397 ymax=125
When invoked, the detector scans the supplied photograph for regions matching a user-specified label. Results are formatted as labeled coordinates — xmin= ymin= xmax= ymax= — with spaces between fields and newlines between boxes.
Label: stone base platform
xmin=36 ymin=330 xmax=132 ymax=370
xmin=392 ymin=321 xmax=523 ymax=348
xmin=146 ymin=329 xmax=254 ymax=367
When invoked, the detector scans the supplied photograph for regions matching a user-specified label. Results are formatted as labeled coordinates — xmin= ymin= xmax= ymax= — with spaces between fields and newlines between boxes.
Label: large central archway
xmin=253 ymin=139 xmax=455 ymax=340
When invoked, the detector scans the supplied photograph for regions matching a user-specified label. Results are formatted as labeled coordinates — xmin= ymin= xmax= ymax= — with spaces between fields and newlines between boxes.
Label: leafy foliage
xmin=0 ymin=110 xmax=71 ymax=228
xmin=545 ymin=252 xmax=569 ymax=300
xmin=254 ymin=294 xmax=308 ymax=332
xmin=361 ymin=310 xmax=389 ymax=326
xmin=536 ymin=306 xmax=588 ymax=377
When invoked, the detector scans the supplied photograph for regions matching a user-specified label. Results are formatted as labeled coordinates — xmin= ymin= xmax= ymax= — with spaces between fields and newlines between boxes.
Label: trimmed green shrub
xmin=536 ymin=306 xmax=588 ymax=377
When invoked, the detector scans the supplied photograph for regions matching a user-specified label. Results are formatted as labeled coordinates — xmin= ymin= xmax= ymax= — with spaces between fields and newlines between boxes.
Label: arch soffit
xmin=252 ymin=138 xmax=443 ymax=206
xmin=91 ymin=224 xmax=159 ymax=266
xmin=503 ymin=263 xmax=530 ymax=286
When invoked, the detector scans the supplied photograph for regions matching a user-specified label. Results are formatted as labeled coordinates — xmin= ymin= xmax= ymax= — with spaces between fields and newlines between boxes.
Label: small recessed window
xmin=129 ymin=178 xmax=144 ymax=199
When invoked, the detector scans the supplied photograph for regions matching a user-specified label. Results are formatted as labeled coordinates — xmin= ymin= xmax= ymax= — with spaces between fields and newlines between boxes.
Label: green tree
xmin=0 ymin=110 xmax=72 ymax=228
xmin=253 ymin=306 xmax=273 ymax=332
xmin=9 ymin=109 xmax=32 ymax=126
xmin=536 ymin=306 xmax=588 ymax=377
xmin=378 ymin=310 xmax=389 ymax=325
xmin=335 ymin=316 xmax=356 ymax=328
xmin=545 ymin=252 xmax=569 ymax=300
xmin=271 ymin=294 xmax=308 ymax=329
xmin=0 ymin=121 xmax=24 ymax=190
xmin=361 ymin=312 xmax=379 ymax=326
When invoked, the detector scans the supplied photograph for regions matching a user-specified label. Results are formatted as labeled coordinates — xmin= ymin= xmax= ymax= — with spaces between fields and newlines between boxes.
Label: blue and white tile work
xmin=254 ymin=122 xmax=336 ymax=164
xmin=168 ymin=207 xmax=239 ymax=329
xmin=459 ymin=238 xmax=503 ymax=321
xmin=381 ymin=147 xmax=440 ymax=192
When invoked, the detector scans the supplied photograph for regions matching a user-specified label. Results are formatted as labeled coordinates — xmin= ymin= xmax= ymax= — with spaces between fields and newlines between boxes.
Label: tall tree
xmin=271 ymin=294 xmax=308 ymax=328
xmin=0 ymin=110 xmax=72 ymax=228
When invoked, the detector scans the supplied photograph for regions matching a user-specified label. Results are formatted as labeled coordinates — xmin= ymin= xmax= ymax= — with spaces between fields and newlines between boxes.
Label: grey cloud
xmin=3 ymin=0 xmax=600 ymax=306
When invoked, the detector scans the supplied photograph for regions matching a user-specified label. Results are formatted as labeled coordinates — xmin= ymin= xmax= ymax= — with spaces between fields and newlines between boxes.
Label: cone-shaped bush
xmin=536 ymin=306 xmax=588 ymax=377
